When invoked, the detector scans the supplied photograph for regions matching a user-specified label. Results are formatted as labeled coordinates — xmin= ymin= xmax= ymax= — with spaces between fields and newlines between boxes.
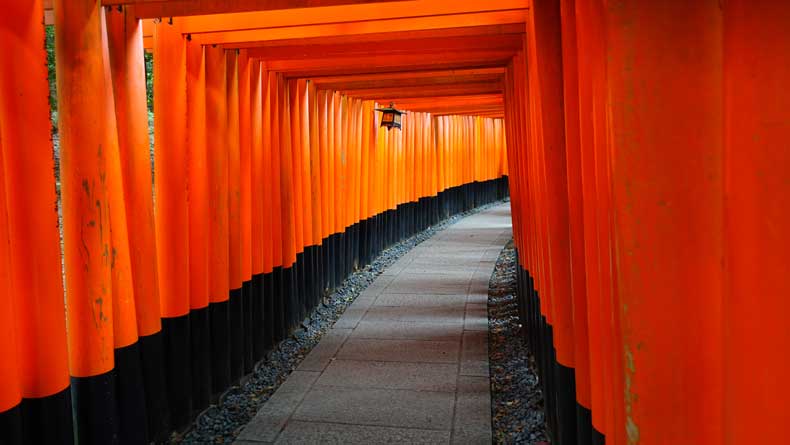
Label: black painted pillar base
xmin=576 ymin=403 xmax=593 ymax=445
xmin=593 ymin=428 xmax=606 ymax=445
xmin=252 ymin=273 xmax=266 ymax=363
xmin=242 ymin=279 xmax=254 ymax=375
xmin=1 ymin=386 xmax=75 ymax=445
xmin=271 ymin=267 xmax=285 ymax=343
xmin=70 ymin=370 xmax=119 ymax=444
xmin=263 ymin=271 xmax=275 ymax=352
xmin=190 ymin=307 xmax=212 ymax=413
xmin=228 ymin=288 xmax=244 ymax=383
xmin=138 ymin=330 xmax=169 ymax=442
xmin=209 ymin=300 xmax=231 ymax=398
xmin=161 ymin=315 xmax=192 ymax=431
xmin=114 ymin=341 xmax=148 ymax=445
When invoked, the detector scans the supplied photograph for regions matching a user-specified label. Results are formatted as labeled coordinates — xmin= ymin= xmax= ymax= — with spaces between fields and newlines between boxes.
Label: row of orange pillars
xmin=506 ymin=1 xmax=790 ymax=445
xmin=0 ymin=1 xmax=509 ymax=444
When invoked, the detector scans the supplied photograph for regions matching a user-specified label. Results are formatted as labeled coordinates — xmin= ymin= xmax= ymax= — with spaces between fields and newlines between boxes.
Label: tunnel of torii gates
xmin=0 ymin=0 xmax=788 ymax=444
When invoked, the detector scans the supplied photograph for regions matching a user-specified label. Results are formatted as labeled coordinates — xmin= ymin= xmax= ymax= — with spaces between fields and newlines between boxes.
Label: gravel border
xmin=488 ymin=240 xmax=550 ymax=444
xmin=172 ymin=200 xmax=508 ymax=444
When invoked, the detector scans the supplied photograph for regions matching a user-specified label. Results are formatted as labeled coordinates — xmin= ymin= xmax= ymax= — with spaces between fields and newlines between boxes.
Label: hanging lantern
xmin=375 ymin=102 xmax=405 ymax=131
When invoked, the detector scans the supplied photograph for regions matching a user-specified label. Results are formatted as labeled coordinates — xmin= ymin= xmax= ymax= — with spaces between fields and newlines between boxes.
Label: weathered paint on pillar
xmin=607 ymin=1 xmax=724 ymax=444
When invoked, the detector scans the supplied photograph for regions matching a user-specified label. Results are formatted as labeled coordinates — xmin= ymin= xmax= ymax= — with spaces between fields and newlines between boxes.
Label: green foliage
xmin=45 ymin=25 xmax=56 ymax=109
xmin=45 ymin=25 xmax=57 ymax=134
xmin=145 ymin=51 xmax=154 ymax=112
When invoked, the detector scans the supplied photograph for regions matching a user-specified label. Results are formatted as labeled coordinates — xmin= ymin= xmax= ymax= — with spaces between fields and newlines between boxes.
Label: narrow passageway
xmin=236 ymin=203 xmax=512 ymax=444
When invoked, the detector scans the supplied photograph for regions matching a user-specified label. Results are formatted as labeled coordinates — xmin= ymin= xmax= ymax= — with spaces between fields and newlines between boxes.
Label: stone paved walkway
xmin=235 ymin=203 xmax=513 ymax=444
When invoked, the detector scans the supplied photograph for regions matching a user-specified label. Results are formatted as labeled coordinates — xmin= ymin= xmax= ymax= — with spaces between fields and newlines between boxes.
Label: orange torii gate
xmin=502 ymin=2 xmax=790 ymax=445
xmin=1 ymin=1 xmax=509 ymax=443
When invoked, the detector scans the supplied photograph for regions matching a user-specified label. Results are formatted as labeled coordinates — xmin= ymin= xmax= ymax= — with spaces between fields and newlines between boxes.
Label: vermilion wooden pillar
xmin=585 ymin=3 xmax=621 ymax=440
xmin=278 ymin=75 xmax=298 ymax=332
xmin=526 ymin=2 xmax=577 ymax=442
xmin=0 ymin=136 xmax=23 ymax=444
xmin=99 ymin=10 xmax=148 ymax=443
xmin=153 ymin=18 xmax=193 ymax=431
xmin=573 ymin=1 xmax=606 ymax=440
xmin=317 ymin=89 xmax=330 ymax=275
xmin=259 ymin=65 xmax=275 ymax=350
xmin=237 ymin=50 xmax=254 ymax=374
xmin=205 ymin=43 xmax=231 ymax=395
xmin=55 ymin=0 xmax=119 ymax=442
xmin=287 ymin=79 xmax=305 ymax=322
xmin=267 ymin=71 xmax=286 ymax=341
xmin=307 ymin=83 xmax=324 ymax=279
xmin=260 ymin=63 xmax=274 ymax=298
xmin=559 ymin=0 xmax=592 ymax=442
xmin=225 ymin=50 xmax=244 ymax=381
xmin=250 ymin=61 xmax=266 ymax=359
xmin=288 ymin=80 xmax=305 ymax=264
xmin=0 ymin=2 xmax=73 ymax=443
xmin=606 ymin=1 xmax=723 ymax=444
xmin=105 ymin=7 xmax=169 ymax=440
xmin=185 ymin=37 xmax=211 ymax=412
xmin=723 ymin=2 xmax=790 ymax=443
xmin=298 ymin=80 xmax=317 ymax=308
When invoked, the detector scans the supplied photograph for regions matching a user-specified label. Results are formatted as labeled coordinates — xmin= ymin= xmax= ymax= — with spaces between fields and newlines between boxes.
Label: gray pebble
xmin=488 ymin=243 xmax=550 ymax=444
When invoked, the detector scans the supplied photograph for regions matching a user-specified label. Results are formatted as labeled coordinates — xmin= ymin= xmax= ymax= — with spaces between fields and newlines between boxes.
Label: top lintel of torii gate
xmin=42 ymin=0 xmax=530 ymax=20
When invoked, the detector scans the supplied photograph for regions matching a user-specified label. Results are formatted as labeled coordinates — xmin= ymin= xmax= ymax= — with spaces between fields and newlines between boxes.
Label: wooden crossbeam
xmin=188 ymin=10 xmax=528 ymax=45
xmin=393 ymin=94 xmax=503 ymax=105
xmin=393 ymin=94 xmax=504 ymax=114
xmin=233 ymin=24 xmax=525 ymax=49
xmin=310 ymin=67 xmax=505 ymax=85
xmin=42 ymin=0 xmax=414 ymax=19
xmin=242 ymin=34 xmax=522 ymax=61
xmin=314 ymin=73 xmax=504 ymax=92
xmin=340 ymin=81 xmax=503 ymax=100
xmin=175 ymin=0 xmax=527 ymax=33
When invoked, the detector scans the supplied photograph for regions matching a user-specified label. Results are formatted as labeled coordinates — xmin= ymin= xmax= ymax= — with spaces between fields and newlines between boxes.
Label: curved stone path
xmin=235 ymin=203 xmax=512 ymax=445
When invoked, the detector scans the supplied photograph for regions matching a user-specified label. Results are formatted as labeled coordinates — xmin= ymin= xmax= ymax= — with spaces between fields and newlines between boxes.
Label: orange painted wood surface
xmin=154 ymin=20 xmax=190 ymax=318
xmin=56 ymin=0 xmax=117 ymax=378
xmin=723 ymin=1 xmax=790 ymax=443
xmin=106 ymin=7 xmax=163 ymax=335
xmin=1 ymin=0 xmax=70 ymax=395
xmin=186 ymin=38 xmax=210 ymax=309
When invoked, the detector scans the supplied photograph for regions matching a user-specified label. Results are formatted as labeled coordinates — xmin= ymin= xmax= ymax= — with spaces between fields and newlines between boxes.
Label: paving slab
xmin=336 ymin=338 xmax=460 ymax=363
xmin=452 ymin=376 xmax=493 ymax=445
xmin=350 ymin=319 xmax=464 ymax=341
xmin=297 ymin=329 xmax=353 ymax=372
xmin=384 ymin=274 xmax=473 ymax=295
xmin=401 ymin=264 xmax=478 ymax=275
xmin=460 ymin=330 xmax=489 ymax=377
xmin=373 ymin=293 xmax=468 ymax=309
xmin=292 ymin=386 xmax=455 ymax=430
xmin=333 ymin=296 xmax=376 ymax=329
xmin=363 ymin=305 xmax=466 ymax=324
xmin=315 ymin=359 xmax=459 ymax=392
xmin=235 ymin=371 xmax=321 ymax=443
xmin=275 ymin=421 xmax=450 ymax=445
xmin=236 ymin=203 xmax=511 ymax=444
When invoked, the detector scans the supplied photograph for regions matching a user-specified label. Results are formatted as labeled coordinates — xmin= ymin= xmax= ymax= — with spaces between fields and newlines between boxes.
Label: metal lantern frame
xmin=375 ymin=102 xmax=406 ymax=131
